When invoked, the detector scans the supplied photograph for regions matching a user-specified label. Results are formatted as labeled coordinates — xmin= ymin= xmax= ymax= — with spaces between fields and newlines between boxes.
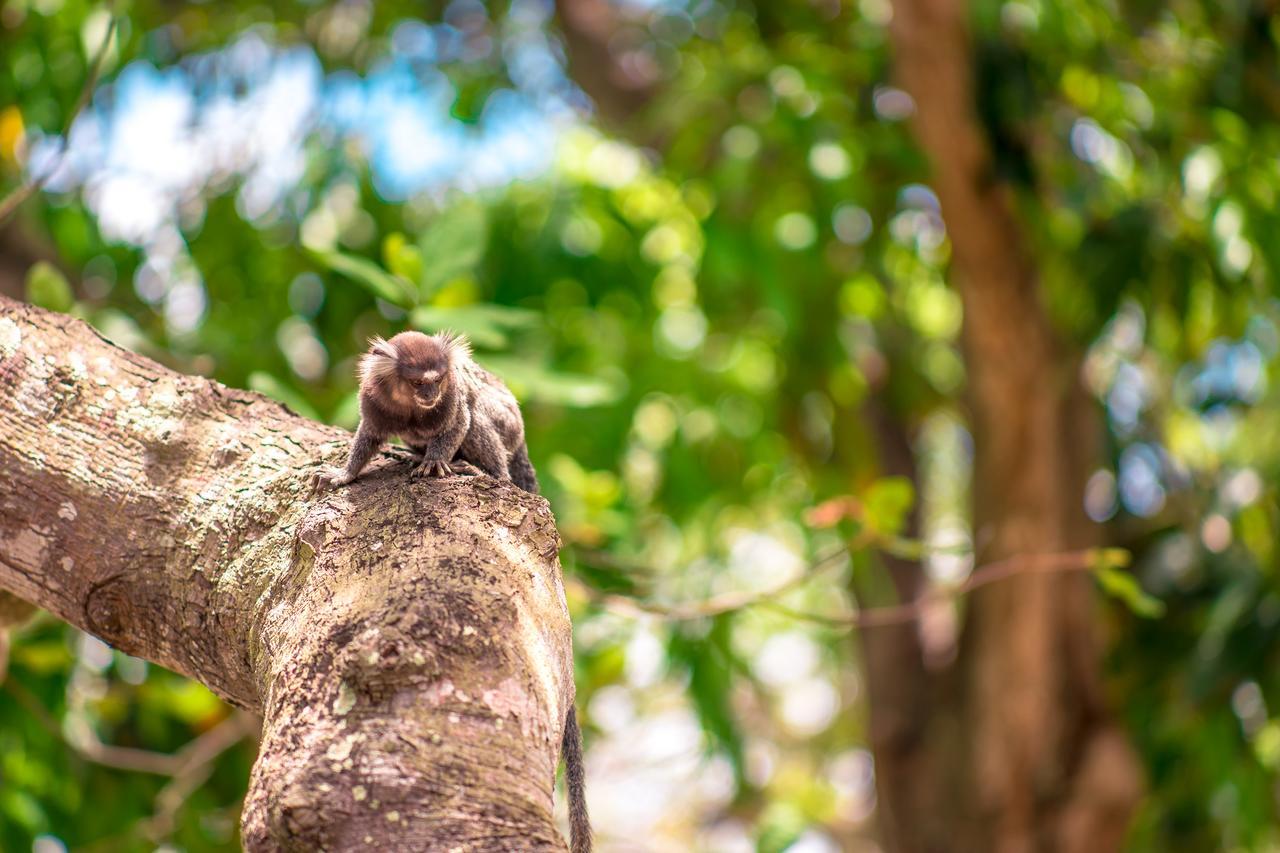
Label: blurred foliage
xmin=3 ymin=0 xmax=1280 ymax=851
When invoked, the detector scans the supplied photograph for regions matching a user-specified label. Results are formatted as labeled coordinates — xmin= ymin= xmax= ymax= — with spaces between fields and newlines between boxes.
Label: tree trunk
xmin=554 ymin=0 xmax=660 ymax=129
xmin=0 ymin=296 xmax=577 ymax=851
xmin=871 ymin=1 xmax=1144 ymax=851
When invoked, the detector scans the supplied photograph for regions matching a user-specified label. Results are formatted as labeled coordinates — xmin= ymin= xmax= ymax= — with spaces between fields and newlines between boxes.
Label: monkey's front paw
xmin=311 ymin=467 xmax=354 ymax=493
xmin=412 ymin=458 xmax=454 ymax=479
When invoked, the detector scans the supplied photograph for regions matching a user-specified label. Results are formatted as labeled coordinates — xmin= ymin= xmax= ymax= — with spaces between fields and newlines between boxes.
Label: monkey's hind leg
xmin=458 ymin=420 xmax=511 ymax=482
xmin=509 ymin=444 xmax=539 ymax=494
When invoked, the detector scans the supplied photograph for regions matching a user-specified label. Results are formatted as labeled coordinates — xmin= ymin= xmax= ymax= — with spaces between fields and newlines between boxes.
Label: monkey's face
xmin=401 ymin=365 xmax=448 ymax=410
xmin=395 ymin=341 xmax=451 ymax=411
xmin=361 ymin=331 xmax=466 ymax=415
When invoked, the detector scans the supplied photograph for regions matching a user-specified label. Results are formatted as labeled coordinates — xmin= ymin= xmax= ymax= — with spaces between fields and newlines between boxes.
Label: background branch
xmin=0 ymin=9 xmax=116 ymax=226
xmin=577 ymin=546 xmax=1122 ymax=628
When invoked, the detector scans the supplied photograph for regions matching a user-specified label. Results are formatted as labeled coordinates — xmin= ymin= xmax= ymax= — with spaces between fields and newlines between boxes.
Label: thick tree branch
xmin=0 ymin=296 xmax=577 ymax=851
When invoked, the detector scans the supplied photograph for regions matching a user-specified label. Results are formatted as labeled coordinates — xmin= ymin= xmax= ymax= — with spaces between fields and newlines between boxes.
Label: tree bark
xmin=0 ymin=295 xmax=577 ymax=851
xmin=880 ymin=1 xmax=1144 ymax=851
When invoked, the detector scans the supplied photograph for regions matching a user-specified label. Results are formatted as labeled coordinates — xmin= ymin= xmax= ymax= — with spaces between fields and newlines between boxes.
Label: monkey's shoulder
xmin=458 ymin=360 xmax=519 ymax=406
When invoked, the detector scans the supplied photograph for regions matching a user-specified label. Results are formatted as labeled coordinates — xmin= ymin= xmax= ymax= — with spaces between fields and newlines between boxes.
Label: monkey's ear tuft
xmin=368 ymin=336 xmax=399 ymax=361
xmin=358 ymin=336 xmax=400 ymax=385
xmin=437 ymin=329 xmax=472 ymax=361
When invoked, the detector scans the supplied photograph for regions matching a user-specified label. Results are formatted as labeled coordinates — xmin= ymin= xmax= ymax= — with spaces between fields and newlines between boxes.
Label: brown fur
xmin=313 ymin=330 xmax=540 ymax=492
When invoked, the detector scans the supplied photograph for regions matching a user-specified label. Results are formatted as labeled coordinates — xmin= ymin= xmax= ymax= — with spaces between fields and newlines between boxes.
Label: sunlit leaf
xmin=410 ymin=303 xmax=539 ymax=350
xmin=0 ymin=105 xmax=24 ymax=163
xmin=417 ymin=201 xmax=488 ymax=298
xmin=311 ymin=249 xmax=416 ymax=307
xmin=863 ymin=477 xmax=916 ymax=537
xmin=383 ymin=232 xmax=425 ymax=286
xmin=1093 ymin=562 xmax=1164 ymax=618
xmin=24 ymin=262 xmax=73 ymax=313
xmin=480 ymin=355 xmax=622 ymax=407
xmin=11 ymin=641 xmax=72 ymax=674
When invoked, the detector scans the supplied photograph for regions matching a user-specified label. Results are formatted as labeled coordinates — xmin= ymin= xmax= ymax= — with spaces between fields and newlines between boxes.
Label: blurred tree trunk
xmin=880 ymin=1 xmax=1144 ymax=851
xmin=553 ymin=2 xmax=1143 ymax=848
xmin=0 ymin=297 xmax=577 ymax=852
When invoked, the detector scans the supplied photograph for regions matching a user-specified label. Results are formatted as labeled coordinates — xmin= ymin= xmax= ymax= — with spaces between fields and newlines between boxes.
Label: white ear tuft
xmin=436 ymin=329 xmax=472 ymax=361
xmin=358 ymin=336 xmax=400 ymax=385
xmin=368 ymin=336 xmax=399 ymax=361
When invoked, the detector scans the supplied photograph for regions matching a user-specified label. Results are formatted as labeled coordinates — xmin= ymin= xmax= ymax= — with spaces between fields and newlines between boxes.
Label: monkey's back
xmin=460 ymin=360 xmax=525 ymax=448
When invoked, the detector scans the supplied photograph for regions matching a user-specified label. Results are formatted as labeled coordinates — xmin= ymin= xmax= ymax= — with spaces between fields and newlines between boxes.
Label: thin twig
xmin=0 ymin=8 xmax=118 ymax=225
xmin=2 ymin=675 xmax=257 ymax=801
xmin=581 ymin=546 xmax=1104 ymax=629
xmin=3 ymin=676 xmax=183 ymax=774
xmin=586 ymin=544 xmax=850 ymax=620
xmin=762 ymin=549 xmax=1098 ymax=630
xmin=142 ymin=711 xmax=260 ymax=841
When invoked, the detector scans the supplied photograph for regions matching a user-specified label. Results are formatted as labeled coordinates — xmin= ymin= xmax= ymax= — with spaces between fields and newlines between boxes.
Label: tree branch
xmin=0 ymin=10 xmax=117 ymax=226
xmin=578 ymin=547 xmax=1111 ymax=628
xmin=0 ymin=296 xmax=578 ymax=851
xmin=4 ymin=675 xmax=186 ymax=775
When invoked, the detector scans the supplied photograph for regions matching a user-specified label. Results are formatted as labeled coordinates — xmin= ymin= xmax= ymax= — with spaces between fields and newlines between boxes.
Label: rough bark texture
xmin=880 ymin=1 xmax=1144 ymax=851
xmin=0 ymin=296 xmax=576 ymax=851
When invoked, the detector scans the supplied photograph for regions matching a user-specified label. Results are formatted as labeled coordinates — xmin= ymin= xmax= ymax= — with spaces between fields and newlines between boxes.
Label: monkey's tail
xmin=563 ymin=705 xmax=591 ymax=853
xmin=510 ymin=444 xmax=540 ymax=494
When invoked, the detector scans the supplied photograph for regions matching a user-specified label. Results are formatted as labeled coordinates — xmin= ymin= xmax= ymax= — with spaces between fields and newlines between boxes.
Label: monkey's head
xmin=358 ymin=331 xmax=469 ymax=412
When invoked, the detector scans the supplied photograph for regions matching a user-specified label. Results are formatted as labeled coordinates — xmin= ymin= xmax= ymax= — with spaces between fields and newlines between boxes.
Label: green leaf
xmin=863 ymin=476 xmax=916 ymax=537
xmin=383 ymin=232 xmax=425 ymax=285
xmin=411 ymin=303 xmax=540 ymax=350
xmin=25 ymin=261 xmax=73 ymax=312
xmin=11 ymin=640 xmax=73 ymax=674
xmin=480 ymin=355 xmax=622 ymax=407
xmin=311 ymin=249 xmax=416 ymax=307
xmin=417 ymin=201 xmax=488 ymax=298
xmin=1094 ymin=562 xmax=1164 ymax=618
xmin=0 ymin=788 xmax=47 ymax=833
xmin=668 ymin=616 xmax=746 ymax=783
xmin=165 ymin=680 xmax=225 ymax=726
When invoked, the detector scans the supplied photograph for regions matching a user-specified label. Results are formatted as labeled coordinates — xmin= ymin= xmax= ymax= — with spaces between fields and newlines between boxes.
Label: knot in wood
xmin=85 ymin=575 xmax=133 ymax=639
xmin=343 ymin=626 xmax=440 ymax=704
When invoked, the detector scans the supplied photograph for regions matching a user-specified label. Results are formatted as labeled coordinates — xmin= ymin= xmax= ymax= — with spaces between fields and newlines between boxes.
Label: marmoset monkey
xmin=314 ymin=330 xmax=591 ymax=852
xmin=313 ymin=330 xmax=539 ymax=492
